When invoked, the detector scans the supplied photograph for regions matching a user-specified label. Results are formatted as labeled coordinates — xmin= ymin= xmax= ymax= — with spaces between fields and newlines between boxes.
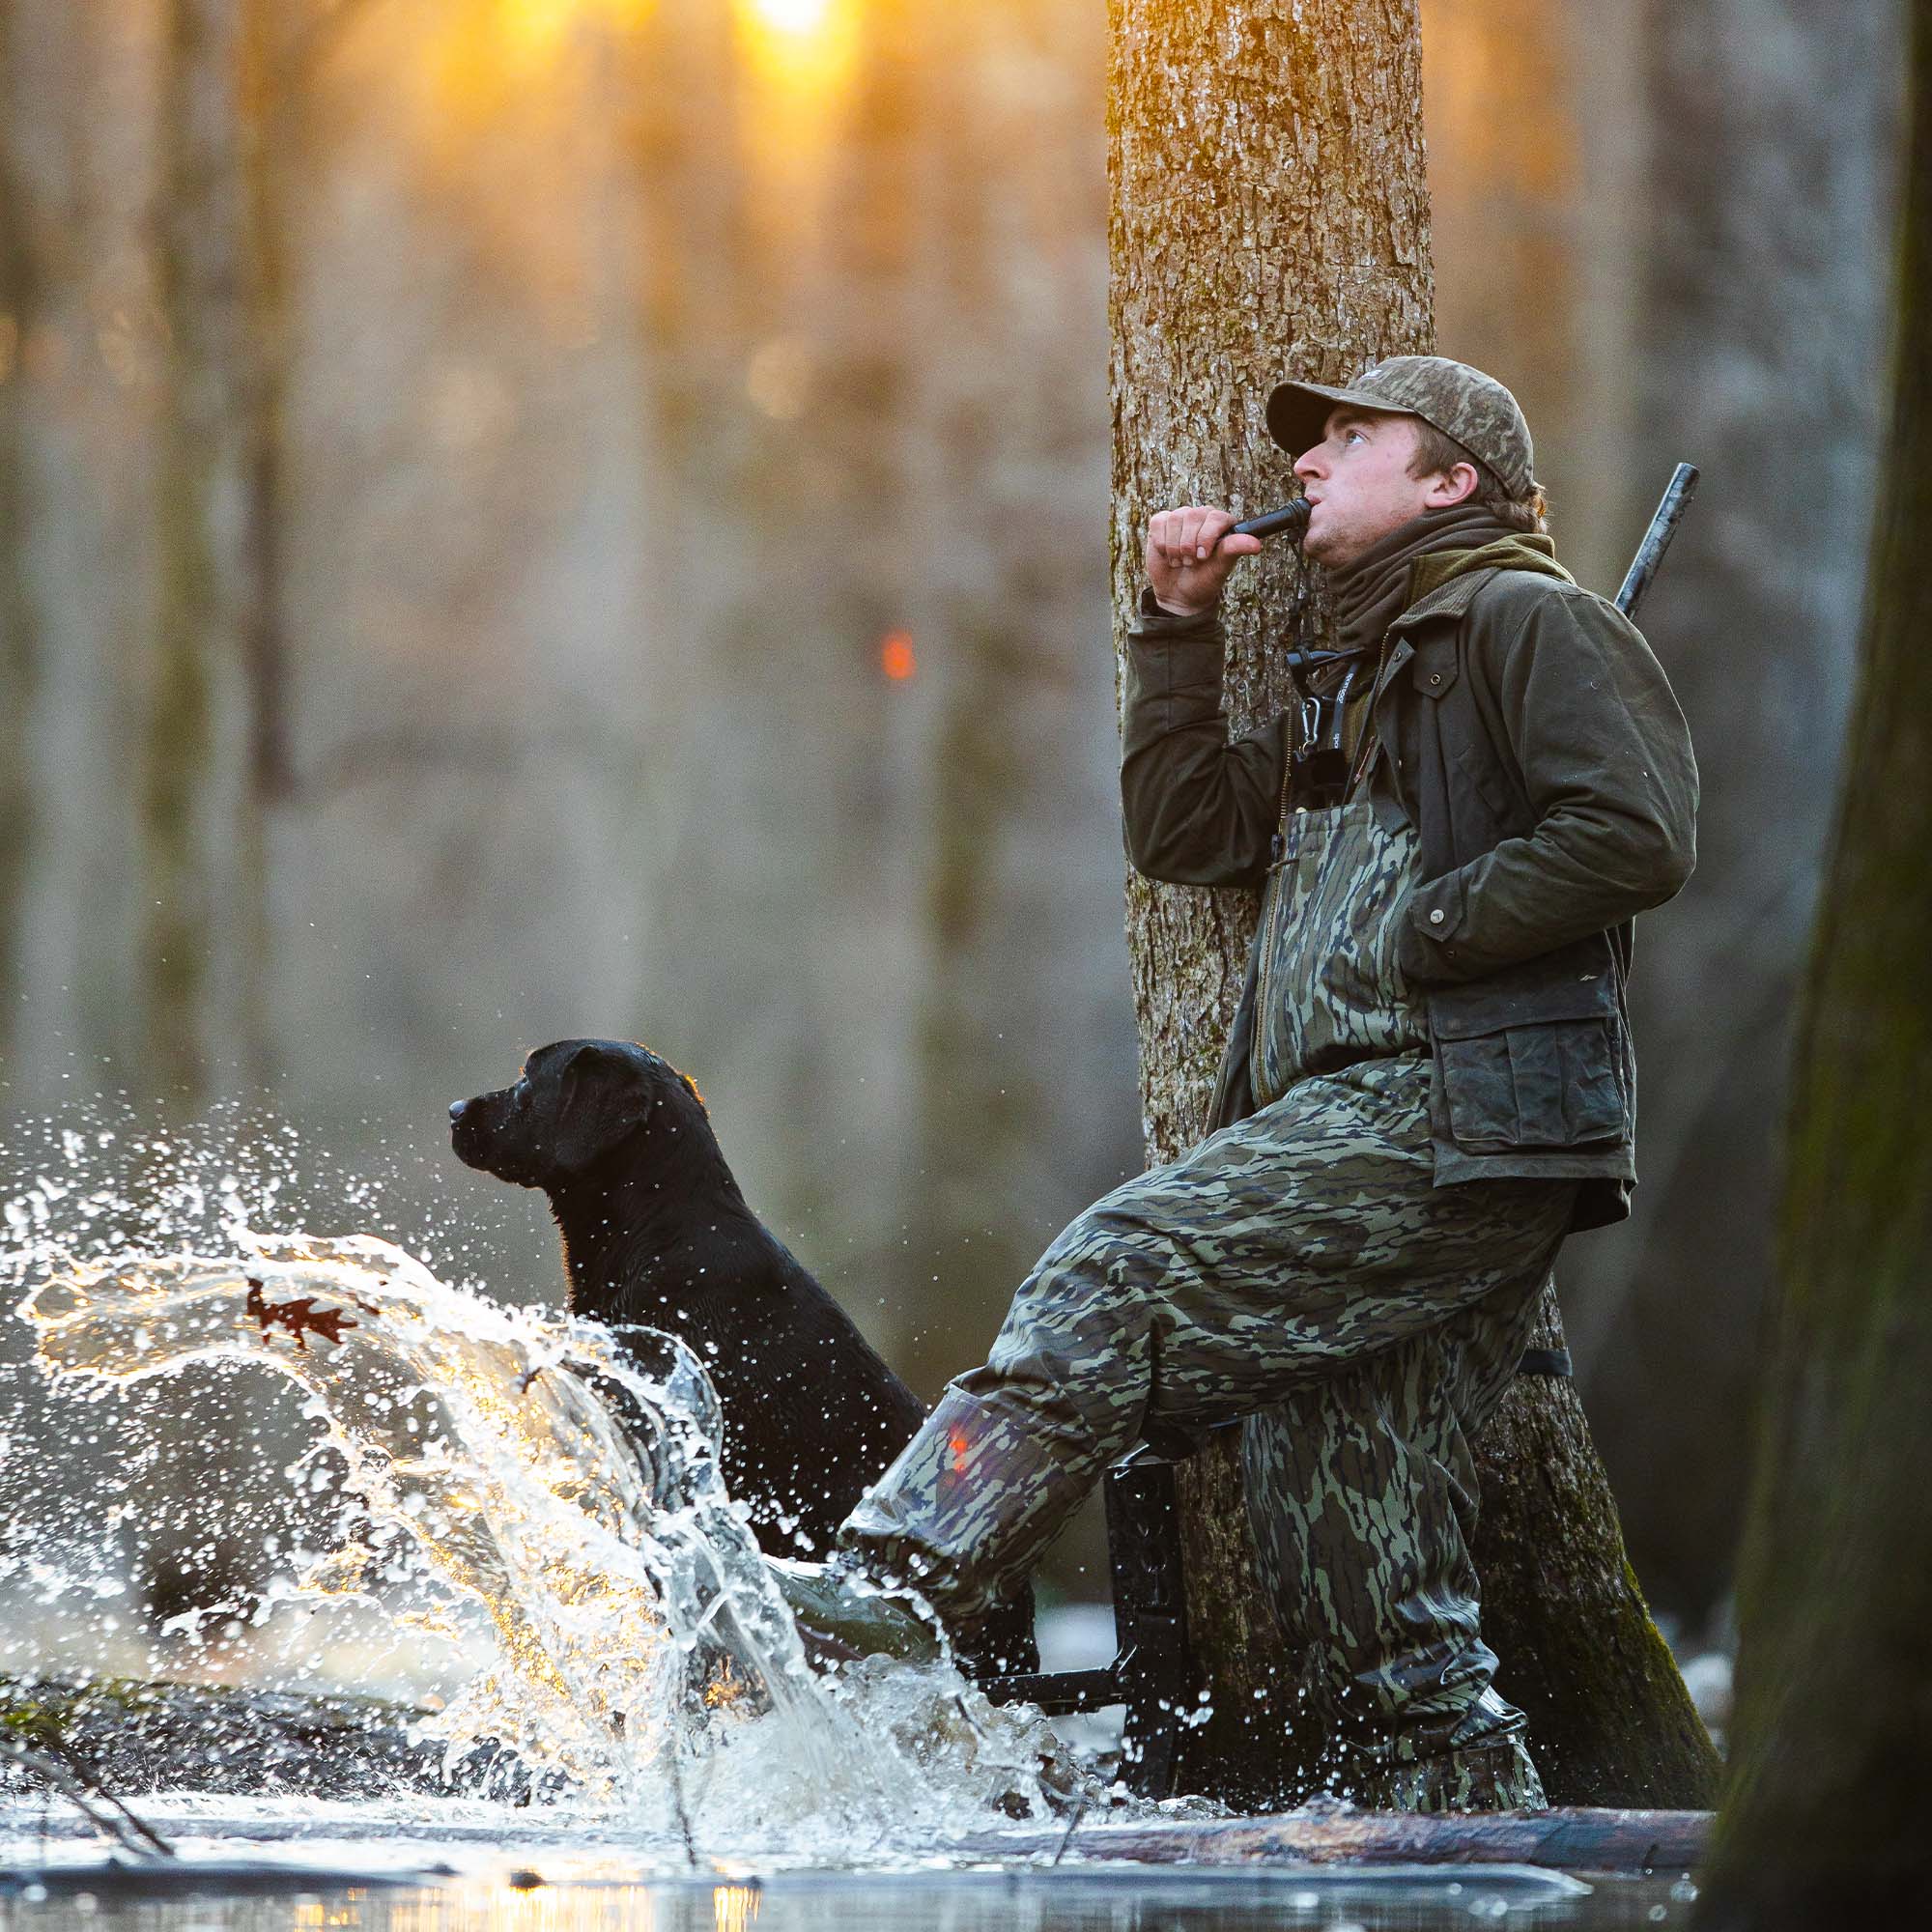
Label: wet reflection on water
xmin=0 ymin=1867 xmax=1701 ymax=1932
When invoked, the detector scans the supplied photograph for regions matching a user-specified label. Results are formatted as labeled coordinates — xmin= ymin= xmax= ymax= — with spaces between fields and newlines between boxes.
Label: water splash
xmin=14 ymin=1226 xmax=1104 ymax=1847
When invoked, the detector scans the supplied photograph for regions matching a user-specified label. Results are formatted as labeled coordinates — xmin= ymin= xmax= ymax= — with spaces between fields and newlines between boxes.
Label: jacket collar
xmin=1370 ymin=570 xmax=1494 ymax=702
xmin=1388 ymin=531 xmax=1573 ymax=634
xmin=1386 ymin=567 xmax=1496 ymax=634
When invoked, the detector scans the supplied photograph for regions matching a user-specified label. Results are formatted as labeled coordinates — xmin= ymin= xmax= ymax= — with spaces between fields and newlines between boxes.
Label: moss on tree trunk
xmin=1696 ymin=6 xmax=1932 ymax=1923
xmin=1107 ymin=0 xmax=1716 ymax=1805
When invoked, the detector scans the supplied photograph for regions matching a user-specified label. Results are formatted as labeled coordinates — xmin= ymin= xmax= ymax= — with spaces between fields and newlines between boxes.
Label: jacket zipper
xmin=1345 ymin=629 xmax=1399 ymax=799
xmin=1253 ymin=743 xmax=1300 ymax=1096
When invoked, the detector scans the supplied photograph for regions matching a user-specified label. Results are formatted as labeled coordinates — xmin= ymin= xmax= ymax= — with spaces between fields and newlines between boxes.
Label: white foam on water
xmin=8 ymin=1192 xmax=1128 ymax=1861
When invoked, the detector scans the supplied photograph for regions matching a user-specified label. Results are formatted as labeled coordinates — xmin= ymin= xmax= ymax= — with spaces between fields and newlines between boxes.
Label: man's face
xmin=1293 ymin=408 xmax=1456 ymax=568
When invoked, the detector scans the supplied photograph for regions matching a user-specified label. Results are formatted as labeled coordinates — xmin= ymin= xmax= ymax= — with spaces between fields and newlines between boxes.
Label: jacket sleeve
xmin=1120 ymin=595 xmax=1287 ymax=889
xmin=1398 ymin=582 xmax=1699 ymax=984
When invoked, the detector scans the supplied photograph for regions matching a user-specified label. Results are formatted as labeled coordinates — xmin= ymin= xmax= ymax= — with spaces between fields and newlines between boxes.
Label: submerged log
xmin=4 ymin=1672 xmax=1709 ymax=1876
xmin=0 ymin=1674 xmax=526 ymax=1802
xmin=967 ymin=1804 xmax=1711 ymax=1874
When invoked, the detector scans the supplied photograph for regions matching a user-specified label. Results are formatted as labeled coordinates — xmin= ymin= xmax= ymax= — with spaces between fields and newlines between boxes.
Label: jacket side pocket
xmin=1430 ymin=955 xmax=1628 ymax=1152
xmin=1438 ymin=1016 xmax=1625 ymax=1151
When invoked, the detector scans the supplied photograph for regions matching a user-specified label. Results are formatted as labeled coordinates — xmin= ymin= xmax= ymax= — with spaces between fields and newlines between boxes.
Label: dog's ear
xmin=553 ymin=1042 xmax=652 ymax=1176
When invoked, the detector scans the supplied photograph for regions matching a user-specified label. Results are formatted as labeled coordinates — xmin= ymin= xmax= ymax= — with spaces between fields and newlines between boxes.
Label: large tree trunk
xmin=1108 ymin=0 xmax=1717 ymax=1804
xmin=1696 ymin=8 xmax=1932 ymax=1924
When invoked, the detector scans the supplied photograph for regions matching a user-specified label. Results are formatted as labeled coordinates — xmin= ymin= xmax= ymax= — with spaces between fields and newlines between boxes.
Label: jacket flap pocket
xmin=1429 ymin=962 xmax=1617 ymax=1039
xmin=1437 ymin=1013 xmax=1626 ymax=1151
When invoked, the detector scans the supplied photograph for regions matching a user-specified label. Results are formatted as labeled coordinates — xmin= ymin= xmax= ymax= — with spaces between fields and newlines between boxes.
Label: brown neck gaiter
xmin=1327 ymin=502 xmax=1519 ymax=657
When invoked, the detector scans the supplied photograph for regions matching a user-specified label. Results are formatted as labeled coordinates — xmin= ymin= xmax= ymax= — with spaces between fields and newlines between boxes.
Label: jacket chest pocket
xmin=1431 ymin=978 xmax=1627 ymax=1151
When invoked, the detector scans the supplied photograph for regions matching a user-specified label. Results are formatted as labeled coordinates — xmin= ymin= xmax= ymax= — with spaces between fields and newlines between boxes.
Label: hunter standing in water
xmin=779 ymin=355 xmax=1698 ymax=1813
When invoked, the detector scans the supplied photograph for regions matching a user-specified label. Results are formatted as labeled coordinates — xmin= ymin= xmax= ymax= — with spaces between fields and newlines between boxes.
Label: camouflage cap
xmin=1265 ymin=355 xmax=1537 ymax=500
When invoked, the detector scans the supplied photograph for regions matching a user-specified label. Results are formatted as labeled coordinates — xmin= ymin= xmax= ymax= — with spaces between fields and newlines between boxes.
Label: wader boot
xmin=768 ymin=1555 xmax=943 ymax=1664
xmin=1308 ymin=1690 xmax=1547 ymax=1813
xmin=775 ymin=1383 xmax=1067 ymax=1670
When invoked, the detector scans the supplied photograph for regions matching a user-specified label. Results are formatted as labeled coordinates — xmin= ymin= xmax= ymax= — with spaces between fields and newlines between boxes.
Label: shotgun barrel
xmin=1615 ymin=463 xmax=1700 ymax=619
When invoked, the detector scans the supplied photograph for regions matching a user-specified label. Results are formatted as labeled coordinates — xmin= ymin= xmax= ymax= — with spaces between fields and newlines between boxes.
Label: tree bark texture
xmin=1472 ymin=1289 xmax=1721 ymax=1805
xmin=1697 ymin=7 xmax=1932 ymax=1923
xmin=1108 ymin=0 xmax=1715 ymax=1804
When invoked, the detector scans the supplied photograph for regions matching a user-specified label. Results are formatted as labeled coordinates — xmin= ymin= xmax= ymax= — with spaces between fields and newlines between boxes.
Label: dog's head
xmin=449 ymin=1038 xmax=709 ymax=1190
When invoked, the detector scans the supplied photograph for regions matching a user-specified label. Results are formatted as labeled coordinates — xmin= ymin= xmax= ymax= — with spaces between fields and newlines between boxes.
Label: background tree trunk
xmin=147 ymin=0 xmax=279 ymax=1099
xmin=1108 ymin=0 xmax=1717 ymax=1804
xmin=0 ymin=0 xmax=38 ymax=1069
xmin=1560 ymin=0 xmax=1900 ymax=1625
xmin=1696 ymin=6 xmax=1932 ymax=1921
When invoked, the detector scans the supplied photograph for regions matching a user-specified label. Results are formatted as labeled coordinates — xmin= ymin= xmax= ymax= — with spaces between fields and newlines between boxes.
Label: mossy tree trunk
xmin=1107 ymin=0 xmax=1717 ymax=1804
xmin=1697 ymin=7 xmax=1932 ymax=1923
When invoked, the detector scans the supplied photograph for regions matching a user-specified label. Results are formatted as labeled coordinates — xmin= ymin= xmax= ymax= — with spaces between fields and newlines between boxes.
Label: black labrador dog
xmin=450 ymin=1037 xmax=1036 ymax=1673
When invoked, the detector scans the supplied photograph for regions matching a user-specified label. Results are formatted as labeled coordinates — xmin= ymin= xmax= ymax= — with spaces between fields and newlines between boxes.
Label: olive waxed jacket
xmin=1121 ymin=538 xmax=1698 ymax=1233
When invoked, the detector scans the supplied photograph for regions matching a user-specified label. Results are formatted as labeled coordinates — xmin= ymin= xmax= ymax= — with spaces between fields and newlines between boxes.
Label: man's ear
xmin=554 ymin=1043 xmax=651 ymax=1175
xmin=1425 ymin=459 xmax=1481 ymax=509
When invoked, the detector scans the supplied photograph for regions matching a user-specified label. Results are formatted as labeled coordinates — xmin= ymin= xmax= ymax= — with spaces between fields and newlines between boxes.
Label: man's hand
xmin=1144 ymin=506 xmax=1264 ymax=618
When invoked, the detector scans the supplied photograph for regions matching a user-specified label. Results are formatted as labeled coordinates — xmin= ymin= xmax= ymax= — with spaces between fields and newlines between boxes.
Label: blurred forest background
xmin=0 ymin=0 xmax=1902 ymax=1673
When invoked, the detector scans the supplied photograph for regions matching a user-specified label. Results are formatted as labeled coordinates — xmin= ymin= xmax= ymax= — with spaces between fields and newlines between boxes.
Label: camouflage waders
xmin=840 ymin=800 xmax=1575 ymax=1804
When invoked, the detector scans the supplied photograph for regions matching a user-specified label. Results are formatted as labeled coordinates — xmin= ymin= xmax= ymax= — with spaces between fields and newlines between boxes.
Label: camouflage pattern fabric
xmin=1264 ymin=354 xmax=1538 ymax=498
xmin=1254 ymin=801 xmax=1428 ymax=1106
xmin=1240 ymin=1285 xmax=1551 ymax=1803
xmin=841 ymin=799 xmax=1575 ymax=1778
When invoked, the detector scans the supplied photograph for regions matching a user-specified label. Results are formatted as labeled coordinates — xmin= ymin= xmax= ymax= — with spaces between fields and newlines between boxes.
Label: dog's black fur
xmin=450 ymin=1037 xmax=1036 ymax=1671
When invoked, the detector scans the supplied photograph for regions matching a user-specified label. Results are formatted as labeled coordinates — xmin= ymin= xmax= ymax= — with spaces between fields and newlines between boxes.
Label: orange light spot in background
xmin=949 ymin=1431 xmax=971 ymax=1474
xmin=881 ymin=632 xmax=916 ymax=681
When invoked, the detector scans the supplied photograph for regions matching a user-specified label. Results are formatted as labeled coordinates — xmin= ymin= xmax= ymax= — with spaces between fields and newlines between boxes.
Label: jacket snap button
xmin=1429 ymin=672 xmax=1442 ymax=685
xmin=1428 ymin=908 xmax=1445 ymax=925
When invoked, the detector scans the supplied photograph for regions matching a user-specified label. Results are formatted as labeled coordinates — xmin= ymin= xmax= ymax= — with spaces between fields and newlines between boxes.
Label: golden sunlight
xmin=425 ymin=0 xmax=660 ymax=134
xmin=497 ymin=0 xmax=654 ymax=67
xmin=728 ymin=0 xmax=863 ymax=238
xmin=730 ymin=0 xmax=860 ymax=118
xmin=747 ymin=0 xmax=834 ymax=33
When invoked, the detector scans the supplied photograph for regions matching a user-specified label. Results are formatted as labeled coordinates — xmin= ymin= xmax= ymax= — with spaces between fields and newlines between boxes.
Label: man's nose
xmin=1293 ymin=445 xmax=1324 ymax=481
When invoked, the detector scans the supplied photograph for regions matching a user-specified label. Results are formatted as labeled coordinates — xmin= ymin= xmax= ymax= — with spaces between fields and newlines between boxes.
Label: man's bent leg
xmin=842 ymin=1068 xmax=1571 ymax=1633
xmin=838 ymin=1179 xmax=1192 ymax=1623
